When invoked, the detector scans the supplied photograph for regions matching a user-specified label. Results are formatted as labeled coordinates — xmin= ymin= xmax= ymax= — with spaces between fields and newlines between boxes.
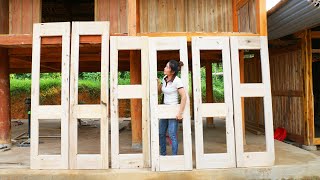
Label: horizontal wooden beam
xmin=272 ymin=90 xmax=304 ymax=97
xmin=0 ymin=33 xmax=127 ymax=48
xmin=0 ymin=32 xmax=259 ymax=47
xmin=137 ymin=32 xmax=259 ymax=41
xmin=311 ymin=31 xmax=320 ymax=38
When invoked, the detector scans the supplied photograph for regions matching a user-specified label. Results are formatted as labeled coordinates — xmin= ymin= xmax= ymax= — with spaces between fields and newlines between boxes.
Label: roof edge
xmin=267 ymin=0 xmax=289 ymax=17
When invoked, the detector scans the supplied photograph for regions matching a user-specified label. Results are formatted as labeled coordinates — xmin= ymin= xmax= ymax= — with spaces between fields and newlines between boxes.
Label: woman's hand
xmin=176 ymin=112 xmax=183 ymax=121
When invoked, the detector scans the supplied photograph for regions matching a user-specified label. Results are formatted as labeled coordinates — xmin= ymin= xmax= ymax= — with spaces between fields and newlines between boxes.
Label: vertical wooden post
xmin=0 ymin=48 xmax=10 ymax=148
xmin=232 ymin=0 xmax=239 ymax=32
xmin=128 ymin=0 xmax=142 ymax=148
xmin=130 ymin=51 xmax=142 ymax=148
xmin=240 ymin=50 xmax=246 ymax=145
xmin=302 ymin=29 xmax=314 ymax=145
xmin=256 ymin=0 xmax=267 ymax=36
xmin=206 ymin=61 xmax=215 ymax=127
xmin=0 ymin=0 xmax=10 ymax=148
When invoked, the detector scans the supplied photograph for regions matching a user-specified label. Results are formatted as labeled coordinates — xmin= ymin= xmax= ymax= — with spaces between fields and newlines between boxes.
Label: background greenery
xmin=10 ymin=63 xmax=225 ymax=102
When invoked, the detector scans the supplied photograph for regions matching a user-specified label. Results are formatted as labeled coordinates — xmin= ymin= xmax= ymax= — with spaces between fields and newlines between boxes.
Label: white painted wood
xmin=157 ymin=105 xmax=180 ymax=119
xmin=31 ymin=22 xmax=70 ymax=169
xmin=237 ymin=36 xmax=261 ymax=50
xmin=118 ymin=85 xmax=143 ymax=99
xmin=69 ymin=21 xmax=110 ymax=169
xmin=119 ymin=154 xmax=144 ymax=168
xmin=110 ymin=36 xmax=150 ymax=169
xmin=73 ymin=105 xmax=102 ymax=119
xmin=230 ymin=36 xmax=275 ymax=167
xmin=191 ymin=36 xmax=236 ymax=169
xmin=149 ymin=37 xmax=192 ymax=171
xmin=239 ymin=84 xmax=266 ymax=97
xmin=201 ymin=103 xmax=227 ymax=118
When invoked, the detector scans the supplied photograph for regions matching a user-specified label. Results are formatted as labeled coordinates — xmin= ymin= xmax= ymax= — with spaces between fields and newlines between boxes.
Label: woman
xmin=157 ymin=60 xmax=187 ymax=156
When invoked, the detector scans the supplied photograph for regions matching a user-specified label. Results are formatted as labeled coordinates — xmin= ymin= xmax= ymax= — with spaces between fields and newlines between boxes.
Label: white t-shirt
xmin=161 ymin=76 xmax=184 ymax=105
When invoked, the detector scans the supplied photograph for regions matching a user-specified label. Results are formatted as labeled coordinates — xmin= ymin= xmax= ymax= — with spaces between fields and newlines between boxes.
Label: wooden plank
xmin=32 ymin=0 xmax=41 ymax=24
xmin=236 ymin=0 xmax=249 ymax=9
xmin=118 ymin=85 xmax=143 ymax=99
xmin=119 ymin=0 xmax=127 ymax=33
xmin=110 ymin=36 xmax=150 ymax=169
xmin=272 ymin=90 xmax=304 ymax=97
xmin=0 ymin=32 xmax=260 ymax=47
xmin=237 ymin=36 xmax=261 ymax=49
xmin=69 ymin=22 xmax=110 ymax=169
xmin=176 ymin=0 xmax=185 ymax=32
xmin=187 ymin=0 xmax=195 ymax=31
xmin=205 ymin=62 xmax=214 ymax=126
xmin=10 ymin=0 xmax=22 ymax=34
xmin=227 ymin=0 xmax=233 ymax=31
xmin=239 ymin=50 xmax=245 ymax=145
xmin=167 ymin=0 xmax=175 ymax=31
xmin=201 ymin=103 xmax=227 ymax=117
xmin=249 ymin=0 xmax=256 ymax=33
xmin=216 ymin=0 xmax=222 ymax=32
xmin=230 ymin=36 xmax=274 ymax=167
xmin=109 ymin=0 xmax=119 ymax=33
xmin=157 ymin=0 xmax=167 ymax=32
xmin=311 ymin=31 xmax=320 ymax=38
xmin=256 ymin=0 xmax=267 ymax=36
xmin=31 ymin=22 xmax=70 ymax=169
xmin=0 ymin=34 xmax=126 ymax=47
xmin=73 ymin=105 xmax=102 ymax=119
xmin=192 ymin=36 xmax=235 ymax=169
xmin=0 ymin=0 xmax=9 ymax=34
xmin=302 ymin=30 xmax=314 ymax=145
xmin=148 ymin=0 xmax=156 ymax=32
xmin=140 ymin=0 xmax=148 ymax=32
xmin=95 ymin=0 xmax=110 ymax=21
xmin=196 ymin=0 xmax=205 ymax=31
xmin=128 ymin=0 xmax=139 ymax=35
xmin=21 ymin=0 xmax=32 ymax=34
xmin=207 ymin=0 xmax=213 ymax=31
xmin=149 ymin=37 xmax=192 ymax=171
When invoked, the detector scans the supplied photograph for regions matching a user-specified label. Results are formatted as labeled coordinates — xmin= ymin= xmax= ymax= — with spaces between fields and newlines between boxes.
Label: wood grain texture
xmin=140 ymin=0 xmax=233 ymax=33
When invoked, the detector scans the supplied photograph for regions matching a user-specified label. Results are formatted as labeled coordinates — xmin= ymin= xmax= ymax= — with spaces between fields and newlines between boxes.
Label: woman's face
xmin=164 ymin=62 xmax=174 ymax=76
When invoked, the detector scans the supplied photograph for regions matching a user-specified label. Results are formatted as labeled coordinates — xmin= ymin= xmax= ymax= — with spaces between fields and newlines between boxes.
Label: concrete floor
xmin=1 ymin=119 xmax=320 ymax=179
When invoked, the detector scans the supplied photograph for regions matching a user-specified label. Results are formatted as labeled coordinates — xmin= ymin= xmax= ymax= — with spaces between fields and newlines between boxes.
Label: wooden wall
xmin=238 ymin=0 xmax=257 ymax=33
xmin=269 ymin=46 xmax=304 ymax=142
xmin=0 ymin=0 xmax=9 ymax=34
xmin=139 ymin=0 xmax=233 ymax=33
xmin=8 ymin=0 xmax=241 ymax=34
xmin=243 ymin=45 xmax=305 ymax=143
xmin=244 ymin=53 xmax=264 ymax=128
xmin=9 ymin=0 xmax=41 ymax=34
xmin=95 ymin=0 xmax=128 ymax=34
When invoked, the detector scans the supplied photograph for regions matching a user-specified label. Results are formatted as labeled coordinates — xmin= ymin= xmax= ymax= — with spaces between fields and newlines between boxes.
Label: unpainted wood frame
xmin=230 ymin=36 xmax=275 ymax=167
xmin=69 ymin=21 xmax=110 ymax=169
xmin=110 ymin=36 xmax=150 ymax=169
xmin=31 ymin=22 xmax=70 ymax=169
xmin=149 ymin=37 xmax=192 ymax=171
xmin=191 ymin=36 xmax=236 ymax=169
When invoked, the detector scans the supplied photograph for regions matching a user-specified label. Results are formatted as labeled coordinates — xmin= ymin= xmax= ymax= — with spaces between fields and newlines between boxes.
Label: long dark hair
xmin=168 ymin=60 xmax=184 ymax=76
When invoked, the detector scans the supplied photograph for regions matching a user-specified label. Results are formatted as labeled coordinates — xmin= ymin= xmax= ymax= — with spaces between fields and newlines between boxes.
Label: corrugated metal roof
xmin=268 ymin=0 xmax=320 ymax=40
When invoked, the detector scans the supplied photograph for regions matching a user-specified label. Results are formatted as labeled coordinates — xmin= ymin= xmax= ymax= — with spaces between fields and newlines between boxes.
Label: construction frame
xmin=69 ymin=21 xmax=110 ymax=169
xmin=110 ymin=36 xmax=150 ymax=169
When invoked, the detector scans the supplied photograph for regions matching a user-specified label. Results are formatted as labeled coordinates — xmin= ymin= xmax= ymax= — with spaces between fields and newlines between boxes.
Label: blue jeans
xmin=159 ymin=119 xmax=178 ymax=155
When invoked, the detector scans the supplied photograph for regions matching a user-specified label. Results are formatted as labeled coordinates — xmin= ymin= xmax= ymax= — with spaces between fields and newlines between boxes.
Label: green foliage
xmin=10 ymin=67 xmax=225 ymax=102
